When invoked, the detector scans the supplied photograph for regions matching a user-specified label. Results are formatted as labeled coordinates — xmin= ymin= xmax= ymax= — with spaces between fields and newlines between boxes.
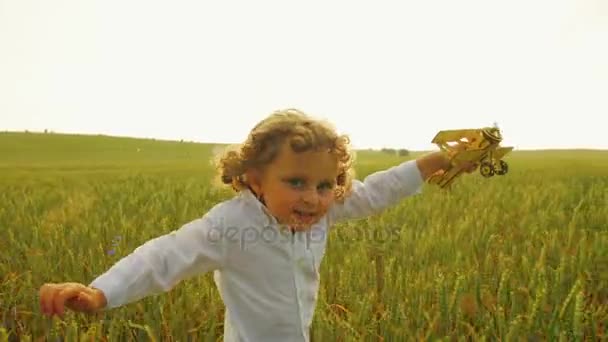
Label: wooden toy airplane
xmin=427 ymin=126 xmax=513 ymax=188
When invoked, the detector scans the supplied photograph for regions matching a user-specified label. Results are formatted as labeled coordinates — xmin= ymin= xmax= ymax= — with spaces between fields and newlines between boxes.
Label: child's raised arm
xmin=40 ymin=213 xmax=226 ymax=317
xmin=327 ymin=151 xmax=450 ymax=224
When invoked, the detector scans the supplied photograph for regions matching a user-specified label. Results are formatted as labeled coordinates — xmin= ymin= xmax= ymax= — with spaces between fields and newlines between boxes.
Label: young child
xmin=39 ymin=108 xmax=473 ymax=341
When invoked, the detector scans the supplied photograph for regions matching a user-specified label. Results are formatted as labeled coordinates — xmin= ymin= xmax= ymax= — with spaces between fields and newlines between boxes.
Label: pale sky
xmin=1 ymin=0 xmax=606 ymax=151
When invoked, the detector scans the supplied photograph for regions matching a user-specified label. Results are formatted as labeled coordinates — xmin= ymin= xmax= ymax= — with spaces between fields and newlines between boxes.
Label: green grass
xmin=1 ymin=132 xmax=606 ymax=341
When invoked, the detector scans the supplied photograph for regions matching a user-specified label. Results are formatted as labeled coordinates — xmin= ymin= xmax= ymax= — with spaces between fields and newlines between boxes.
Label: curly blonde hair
xmin=214 ymin=108 xmax=355 ymax=202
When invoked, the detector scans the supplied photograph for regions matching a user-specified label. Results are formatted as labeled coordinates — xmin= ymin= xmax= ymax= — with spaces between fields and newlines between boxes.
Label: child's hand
xmin=39 ymin=282 xmax=107 ymax=318
xmin=447 ymin=142 xmax=478 ymax=173
xmin=458 ymin=158 xmax=479 ymax=173
xmin=418 ymin=143 xmax=479 ymax=180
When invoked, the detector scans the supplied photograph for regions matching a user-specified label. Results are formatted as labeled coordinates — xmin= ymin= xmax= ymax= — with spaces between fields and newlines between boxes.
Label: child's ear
xmin=246 ymin=168 xmax=263 ymax=196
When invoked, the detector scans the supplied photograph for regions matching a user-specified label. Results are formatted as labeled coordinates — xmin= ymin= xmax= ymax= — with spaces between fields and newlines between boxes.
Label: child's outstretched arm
xmin=327 ymin=151 xmax=452 ymax=225
xmin=40 ymin=214 xmax=225 ymax=317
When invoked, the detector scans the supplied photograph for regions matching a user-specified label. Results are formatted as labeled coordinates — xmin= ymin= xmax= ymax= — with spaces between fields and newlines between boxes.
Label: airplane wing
xmin=451 ymin=149 xmax=488 ymax=163
xmin=492 ymin=146 xmax=514 ymax=160
xmin=431 ymin=129 xmax=479 ymax=144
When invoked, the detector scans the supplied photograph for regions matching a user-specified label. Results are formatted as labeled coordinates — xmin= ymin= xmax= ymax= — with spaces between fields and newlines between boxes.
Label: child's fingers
xmin=40 ymin=283 xmax=62 ymax=316
xmin=51 ymin=286 xmax=82 ymax=317
xmin=40 ymin=282 xmax=89 ymax=317
xmin=39 ymin=285 xmax=49 ymax=315
xmin=464 ymin=162 xmax=478 ymax=173
xmin=66 ymin=291 xmax=94 ymax=312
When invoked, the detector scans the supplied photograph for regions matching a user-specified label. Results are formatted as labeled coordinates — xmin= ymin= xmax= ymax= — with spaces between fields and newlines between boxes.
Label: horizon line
xmin=2 ymin=129 xmax=607 ymax=152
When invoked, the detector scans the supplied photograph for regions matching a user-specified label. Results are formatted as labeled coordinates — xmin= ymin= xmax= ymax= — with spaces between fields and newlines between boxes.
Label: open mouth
xmin=293 ymin=209 xmax=317 ymax=223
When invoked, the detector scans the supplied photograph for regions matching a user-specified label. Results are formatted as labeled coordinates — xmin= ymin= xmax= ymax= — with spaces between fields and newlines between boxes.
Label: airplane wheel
xmin=496 ymin=160 xmax=508 ymax=175
xmin=480 ymin=162 xmax=494 ymax=177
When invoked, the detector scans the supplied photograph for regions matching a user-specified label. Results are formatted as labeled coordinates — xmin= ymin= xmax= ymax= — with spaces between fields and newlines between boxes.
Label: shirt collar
xmin=238 ymin=189 xmax=279 ymax=227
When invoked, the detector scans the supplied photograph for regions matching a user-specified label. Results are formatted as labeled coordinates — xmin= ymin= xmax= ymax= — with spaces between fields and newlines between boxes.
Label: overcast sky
xmin=1 ymin=0 xmax=606 ymax=150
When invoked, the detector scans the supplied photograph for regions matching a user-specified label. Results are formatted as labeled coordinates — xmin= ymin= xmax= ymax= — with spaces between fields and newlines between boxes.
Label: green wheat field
xmin=1 ymin=132 xmax=606 ymax=341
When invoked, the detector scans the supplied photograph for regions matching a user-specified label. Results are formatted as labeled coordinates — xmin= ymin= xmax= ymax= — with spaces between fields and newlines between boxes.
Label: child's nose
xmin=301 ymin=189 xmax=319 ymax=205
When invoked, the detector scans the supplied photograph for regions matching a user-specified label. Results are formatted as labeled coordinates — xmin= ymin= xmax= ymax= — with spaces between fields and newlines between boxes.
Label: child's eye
xmin=317 ymin=181 xmax=334 ymax=191
xmin=286 ymin=178 xmax=305 ymax=188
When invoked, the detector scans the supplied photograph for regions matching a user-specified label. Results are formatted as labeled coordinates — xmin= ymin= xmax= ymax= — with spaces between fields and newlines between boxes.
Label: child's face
xmin=249 ymin=142 xmax=340 ymax=231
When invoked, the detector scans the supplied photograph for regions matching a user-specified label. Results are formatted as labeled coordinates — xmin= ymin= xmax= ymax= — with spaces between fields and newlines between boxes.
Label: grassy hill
xmin=0 ymin=132 xmax=218 ymax=165
xmin=0 ymin=132 xmax=421 ymax=181
xmin=2 ymin=131 xmax=606 ymax=167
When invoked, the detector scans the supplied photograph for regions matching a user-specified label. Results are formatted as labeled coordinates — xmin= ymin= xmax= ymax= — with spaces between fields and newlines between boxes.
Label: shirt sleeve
xmin=88 ymin=213 xmax=225 ymax=309
xmin=327 ymin=159 xmax=425 ymax=225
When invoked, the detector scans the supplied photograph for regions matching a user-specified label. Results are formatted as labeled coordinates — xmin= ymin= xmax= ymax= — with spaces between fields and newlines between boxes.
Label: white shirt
xmin=89 ymin=159 xmax=424 ymax=342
